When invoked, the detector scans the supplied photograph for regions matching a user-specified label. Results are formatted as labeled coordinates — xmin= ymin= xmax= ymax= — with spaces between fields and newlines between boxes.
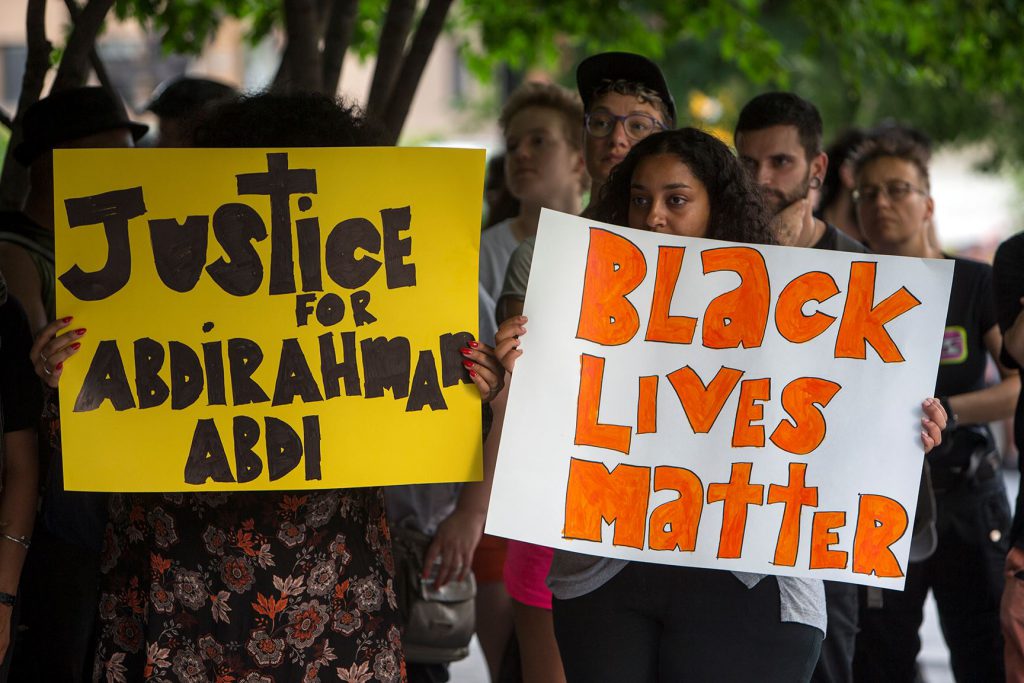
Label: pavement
xmin=449 ymin=469 xmax=1021 ymax=682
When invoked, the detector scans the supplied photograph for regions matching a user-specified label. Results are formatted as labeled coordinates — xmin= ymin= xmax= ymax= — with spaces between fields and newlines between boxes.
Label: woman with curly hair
xmin=495 ymin=128 xmax=946 ymax=682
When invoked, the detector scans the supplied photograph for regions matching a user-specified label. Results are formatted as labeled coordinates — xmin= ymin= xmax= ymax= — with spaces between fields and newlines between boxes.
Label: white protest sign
xmin=486 ymin=209 xmax=954 ymax=589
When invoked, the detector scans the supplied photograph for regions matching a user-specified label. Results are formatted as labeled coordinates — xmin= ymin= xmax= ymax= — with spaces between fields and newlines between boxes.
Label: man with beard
xmin=734 ymin=91 xmax=867 ymax=254
xmin=733 ymin=92 xmax=867 ymax=683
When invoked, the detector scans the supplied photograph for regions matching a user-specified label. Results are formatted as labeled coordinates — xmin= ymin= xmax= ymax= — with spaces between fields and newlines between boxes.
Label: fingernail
xmin=75 ymin=328 xmax=86 ymax=336
xmin=460 ymin=348 xmax=471 ymax=355
xmin=62 ymin=316 xmax=73 ymax=323
xmin=462 ymin=360 xmax=473 ymax=369
xmin=71 ymin=342 xmax=81 ymax=350
xmin=56 ymin=362 xmax=63 ymax=370
xmin=468 ymin=341 xmax=479 ymax=348
xmin=469 ymin=369 xmax=478 ymax=378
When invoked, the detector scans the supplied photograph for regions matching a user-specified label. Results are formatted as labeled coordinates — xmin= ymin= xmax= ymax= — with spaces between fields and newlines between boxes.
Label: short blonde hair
xmin=499 ymin=82 xmax=584 ymax=151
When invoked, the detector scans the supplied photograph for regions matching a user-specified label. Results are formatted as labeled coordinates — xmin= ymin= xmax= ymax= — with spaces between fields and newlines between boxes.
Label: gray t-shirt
xmin=498 ymin=235 xmax=535 ymax=307
xmin=479 ymin=218 xmax=520 ymax=344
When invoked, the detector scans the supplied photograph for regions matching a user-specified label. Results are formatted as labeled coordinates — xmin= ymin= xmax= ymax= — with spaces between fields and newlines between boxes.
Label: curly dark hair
xmin=590 ymin=128 xmax=776 ymax=245
xmin=192 ymin=91 xmax=382 ymax=148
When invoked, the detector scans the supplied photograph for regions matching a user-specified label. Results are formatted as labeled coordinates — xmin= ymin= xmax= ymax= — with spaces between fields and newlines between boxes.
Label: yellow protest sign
xmin=54 ymin=147 xmax=485 ymax=492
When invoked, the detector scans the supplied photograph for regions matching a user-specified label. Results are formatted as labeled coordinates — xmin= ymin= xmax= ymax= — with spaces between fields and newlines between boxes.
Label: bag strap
xmin=0 ymin=231 xmax=54 ymax=262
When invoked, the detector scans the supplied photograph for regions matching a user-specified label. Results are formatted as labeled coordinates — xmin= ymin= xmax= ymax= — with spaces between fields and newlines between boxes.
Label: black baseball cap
xmin=576 ymin=52 xmax=676 ymax=126
xmin=14 ymin=87 xmax=148 ymax=166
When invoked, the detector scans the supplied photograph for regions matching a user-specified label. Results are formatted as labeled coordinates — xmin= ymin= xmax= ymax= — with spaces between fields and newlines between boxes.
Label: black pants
xmin=853 ymin=475 xmax=1009 ymax=682
xmin=8 ymin=527 xmax=101 ymax=683
xmin=811 ymin=581 xmax=859 ymax=683
xmin=552 ymin=563 xmax=822 ymax=683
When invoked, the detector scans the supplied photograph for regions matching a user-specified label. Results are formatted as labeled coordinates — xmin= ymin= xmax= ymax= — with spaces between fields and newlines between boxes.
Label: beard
xmin=764 ymin=170 xmax=812 ymax=215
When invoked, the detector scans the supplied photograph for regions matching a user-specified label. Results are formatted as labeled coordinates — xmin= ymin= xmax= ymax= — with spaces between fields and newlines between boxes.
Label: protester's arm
xmin=0 ymin=245 xmax=46 ymax=334
xmin=0 ymin=428 xmax=38 ymax=663
xmin=1003 ymin=303 xmax=1024 ymax=367
xmin=946 ymin=325 xmax=1020 ymax=425
xmin=994 ymin=238 xmax=1024 ymax=366
xmin=424 ymin=379 xmax=508 ymax=587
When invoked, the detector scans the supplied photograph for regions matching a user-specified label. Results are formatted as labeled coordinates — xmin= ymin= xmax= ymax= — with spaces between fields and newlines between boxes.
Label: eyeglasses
xmin=585 ymin=112 xmax=666 ymax=141
xmin=852 ymin=180 xmax=928 ymax=204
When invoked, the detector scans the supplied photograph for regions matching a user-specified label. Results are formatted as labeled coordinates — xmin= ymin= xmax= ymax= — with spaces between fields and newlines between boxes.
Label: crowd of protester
xmin=0 ymin=49 xmax=1020 ymax=683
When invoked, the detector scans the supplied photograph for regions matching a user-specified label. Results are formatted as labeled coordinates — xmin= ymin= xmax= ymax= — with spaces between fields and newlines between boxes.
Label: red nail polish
xmin=62 ymin=316 xmax=73 ymax=323
xmin=469 ymin=369 xmax=477 ymax=378
xmin=75 ymin=328 xmax=87 ymax=335
xmin=468 ymin=341 xmax=479 ymax=348
xmin=460 ymin=348 xmax=471 ymax=355
xmin=462 ymin=360 xmax=473 ymax=368
xmin=56 ymin=362 xmax=63 ymax=370
xmin=70 ymin=342 xmax=81 ymax=350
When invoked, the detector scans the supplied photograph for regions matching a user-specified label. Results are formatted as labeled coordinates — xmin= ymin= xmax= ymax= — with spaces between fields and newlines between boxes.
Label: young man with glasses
xmin=576 ymin=52 xmax=675 ymax=212
xmin=497 ymin=52 xmax=675 ymax=320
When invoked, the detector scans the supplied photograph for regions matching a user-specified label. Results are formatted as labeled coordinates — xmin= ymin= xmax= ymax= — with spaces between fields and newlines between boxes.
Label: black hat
xmin=14 ymin=86 xmax=148 ymax=166
xmin=576 ymin=52 xmax=676 ymax=126
xmin=146 ymin=76 xmax=236 ymax=118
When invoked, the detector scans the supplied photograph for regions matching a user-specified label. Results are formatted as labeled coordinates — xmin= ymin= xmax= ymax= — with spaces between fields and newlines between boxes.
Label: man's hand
xmin=771 ymin=197 xmax=814 ymax=247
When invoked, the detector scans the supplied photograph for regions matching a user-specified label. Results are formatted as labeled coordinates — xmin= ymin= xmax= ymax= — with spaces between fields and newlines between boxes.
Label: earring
xmin=809 ymin=176 xmax=822 ymax=190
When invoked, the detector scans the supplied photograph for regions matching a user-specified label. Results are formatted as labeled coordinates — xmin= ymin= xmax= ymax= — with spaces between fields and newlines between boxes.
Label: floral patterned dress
xmin=92 ymin=489 xmax=406 ymax=683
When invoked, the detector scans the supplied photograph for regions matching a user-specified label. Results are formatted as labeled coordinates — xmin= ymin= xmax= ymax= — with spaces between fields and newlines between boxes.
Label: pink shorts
xmin=503 ymin=540 xmax=554 ymax=609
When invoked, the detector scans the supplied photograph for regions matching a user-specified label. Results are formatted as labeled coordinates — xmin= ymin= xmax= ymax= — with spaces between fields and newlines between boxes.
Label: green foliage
xmin=106 ymin=0 xmax=1024 ymax=165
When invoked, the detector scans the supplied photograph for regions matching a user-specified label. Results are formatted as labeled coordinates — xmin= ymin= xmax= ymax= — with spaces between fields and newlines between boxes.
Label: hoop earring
xmin=809 ymin=176 xmax=822 ymax=190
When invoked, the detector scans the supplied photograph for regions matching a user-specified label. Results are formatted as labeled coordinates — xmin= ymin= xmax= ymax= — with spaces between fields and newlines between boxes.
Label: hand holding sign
xmin=54 ymin=147 xmax=487 ymax=492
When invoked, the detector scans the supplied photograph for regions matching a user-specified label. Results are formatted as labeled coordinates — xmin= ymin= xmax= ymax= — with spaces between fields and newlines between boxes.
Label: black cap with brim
xmin=576 ymin=52 xmax=676 ymax=126
xmin=14 ymin=86 xmax=148 ymax=167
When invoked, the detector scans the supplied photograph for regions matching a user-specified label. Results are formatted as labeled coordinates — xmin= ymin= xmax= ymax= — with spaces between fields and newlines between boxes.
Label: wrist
xmin=938 ymin=396 xmax=959 ymax=432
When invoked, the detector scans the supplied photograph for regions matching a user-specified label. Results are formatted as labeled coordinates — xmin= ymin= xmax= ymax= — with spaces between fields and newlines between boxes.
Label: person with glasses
xmin=490 ymin=54 xmax=673 ymax=682
xmin=850 ymin=131 xmax=1019 ymax=683
xmin=497 ymin=52 xmax=675 ymax=322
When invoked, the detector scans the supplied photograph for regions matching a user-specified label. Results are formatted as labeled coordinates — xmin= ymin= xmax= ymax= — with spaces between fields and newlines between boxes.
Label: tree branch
xmin=271 ymin=39 xmax=294 ymax=93
xmin=61 ymin=0 xmax=122 ymax=112
xmin=321 ymin=0 xmax=358 ymax=95
xmin=0 ymin=0 xmax=52 ymax=210
xmin=365 ymin=0 xmax=415 ymax=118
xmin=282 ymin=0 xmax=322 ymax=92
xmin=52 ymin=0 xmax=115 ymax=91
xmin=381 ymin=0 xmax=454 ymax=144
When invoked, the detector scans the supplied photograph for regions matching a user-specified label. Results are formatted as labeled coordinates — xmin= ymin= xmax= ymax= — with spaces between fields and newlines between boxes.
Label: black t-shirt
xmin=935 ymin=256 xmax=996 ymax=399
xmin=1 ymin=290 xmax=43 ymax=434
xmin=812 ymin=222 xmax=871 ymax=254
xmin=994 ymin=233 xmax=1024 ymax=546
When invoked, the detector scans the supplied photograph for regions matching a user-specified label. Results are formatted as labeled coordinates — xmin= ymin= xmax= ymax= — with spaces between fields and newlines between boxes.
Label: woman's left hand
xmin=462 ymin=341 xmax=504 ymax=403
xmin=422 ymin=508 xmax=485 ymax=588
xmin=920 ymin=397 xmax=946 ymax=454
